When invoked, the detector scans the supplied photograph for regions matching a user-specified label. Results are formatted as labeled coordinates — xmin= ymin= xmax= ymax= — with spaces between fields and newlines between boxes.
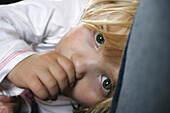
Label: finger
xmin=0 ymin=103 xmax=15 ymax=113
xmin=37 ymin=69 xmax=59 ymax=100
xmin=57 ymin=54 xmax=76 ymax=87
xmin=48 ymin=60 xmax=69 ymax=93
xmin=0 ymin=96 xmax=18 ymax=104
xmin=0 ymin=96 xmax=12 ymax=103
xmin=26 ymin=76 xmax=50 ymax=100
xmin=0 ymin=106 xmax=9 ymax=113
xmin=0 ymin=102 xmax=16 ymax=106
xmin=43 ymin=51 xmax=75 ymax=87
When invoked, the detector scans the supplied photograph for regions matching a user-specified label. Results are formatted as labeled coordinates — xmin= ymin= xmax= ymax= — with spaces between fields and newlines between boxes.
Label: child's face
xmin=55 ymin=24 xmax=119 ymax=106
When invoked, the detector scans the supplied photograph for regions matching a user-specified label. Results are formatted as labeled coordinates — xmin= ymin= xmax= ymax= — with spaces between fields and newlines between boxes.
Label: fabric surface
xmin=0 ymin=0 xmax=87 ymax=112
xmin=110 ymin=0 xmax=170 ymax=113
xmin=0 ymin=0 xmax=87 ymax=96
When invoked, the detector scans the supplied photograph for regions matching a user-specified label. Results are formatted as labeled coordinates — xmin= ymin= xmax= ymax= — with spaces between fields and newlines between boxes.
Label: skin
xmin=55 ymin=24 xmax=119 ymax=106
xmin=6 ymin=24 xmax=119 ymax=108
xmin=0 ymin=95 xmax=19 ymax=113
xmin=7 ymin=50 xmax=77 ymax=100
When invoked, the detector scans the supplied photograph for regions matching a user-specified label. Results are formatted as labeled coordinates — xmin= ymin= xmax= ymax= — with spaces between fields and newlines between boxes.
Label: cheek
xmin=70 ymin=77 xmax=100 ymax=106
xmin=55 ymin=36 xmax=79 ymax=58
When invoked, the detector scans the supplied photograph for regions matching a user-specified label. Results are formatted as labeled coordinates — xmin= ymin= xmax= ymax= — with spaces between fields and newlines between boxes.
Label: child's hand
xmin=7 ymin=51 xmax=76 ymax=100
xmin=0 ymin=95 xmax=20 ymax=113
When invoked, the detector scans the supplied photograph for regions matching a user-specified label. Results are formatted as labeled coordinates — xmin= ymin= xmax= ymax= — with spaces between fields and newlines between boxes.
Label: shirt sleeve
xmin=0 ymin=0 xmax=60 ymax=96
xmin=0 ymin=12 xmax=36 ymax=96
xmin=0 ymin=0 xmax=87 ymax=96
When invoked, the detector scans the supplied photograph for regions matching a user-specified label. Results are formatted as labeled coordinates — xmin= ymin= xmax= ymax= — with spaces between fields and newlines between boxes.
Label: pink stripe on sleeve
xmin=0 ymin=50 xmax=32 ymax=70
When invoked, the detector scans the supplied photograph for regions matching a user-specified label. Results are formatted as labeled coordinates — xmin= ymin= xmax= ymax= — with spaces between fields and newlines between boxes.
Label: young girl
xmin=0 ymin=0 xmax=139 ymax=112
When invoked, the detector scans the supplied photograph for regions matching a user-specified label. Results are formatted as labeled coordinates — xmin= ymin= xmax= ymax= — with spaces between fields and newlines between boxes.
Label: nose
xmin=71 ymin=54 xmax=88 ymax=80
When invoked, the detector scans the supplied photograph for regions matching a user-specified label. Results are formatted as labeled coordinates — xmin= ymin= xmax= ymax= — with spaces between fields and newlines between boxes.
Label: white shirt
xmin=0 ymin=0 xmax=87 ymax=112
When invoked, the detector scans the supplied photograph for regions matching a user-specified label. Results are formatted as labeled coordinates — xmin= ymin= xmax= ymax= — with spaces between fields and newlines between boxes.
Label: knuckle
xmin=26 ymin=73 xmax=34 ymax=80
xmin=38 ymin=51 xmax=54 ymax=60
xmin=60 ymin=73 xmax=68 ymax=82
xmin=66 ymin=62 xmax=74 ymax=71
xmin=39 ymin=54 xmax=50 ymax=61
xmin=48 ymin=79 xmax=58 ymax=89
xmin=34 ymin=85 xmax=44 ymax=94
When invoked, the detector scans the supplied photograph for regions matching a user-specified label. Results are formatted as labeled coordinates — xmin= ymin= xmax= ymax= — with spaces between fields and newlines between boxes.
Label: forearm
xmin=0 ymin=17 xmax=36 ymax=96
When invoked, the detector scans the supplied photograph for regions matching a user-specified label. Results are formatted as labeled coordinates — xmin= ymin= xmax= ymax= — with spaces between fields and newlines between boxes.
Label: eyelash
xmin=95 ymin=32 xmax=105 ymax=48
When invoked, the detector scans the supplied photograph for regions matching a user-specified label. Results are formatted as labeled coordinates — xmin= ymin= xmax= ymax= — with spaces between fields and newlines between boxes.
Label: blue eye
xmin=101 ymin=76 xmax=111 ymax=94
xmin=95 ymin=32 xmax=105 ymax=48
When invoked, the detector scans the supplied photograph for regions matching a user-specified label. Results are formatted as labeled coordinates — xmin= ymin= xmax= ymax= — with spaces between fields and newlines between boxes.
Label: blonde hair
xmin=73 ymin=0 xmax=139 ymax=112
xmin=81 ymin=0 xmax=139 ymax=65
xmin=73 ymin=97 xmax=112 ymax=113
